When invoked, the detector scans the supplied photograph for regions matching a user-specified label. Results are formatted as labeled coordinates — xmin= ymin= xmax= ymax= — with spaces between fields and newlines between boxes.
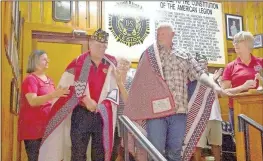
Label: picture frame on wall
xmin=10 ymin=78 xmax=20 ymax=115
xmin=254 ymin=34 xmax=263 ymax=48
xmin=17 ymin=11 xmax=23 ymax=53
xmin=8 ymin=38 xmax=12 ymax=64
xmin=8 ymin=18 xmax=21 ymax=80
xmin=15 ymin=11 xmax=21 ymax=43
xmin=225 ymin=14 xmax=243 ymax=40
xmin=10 ymin=78 xmax=17 ymax=114
xmin=10 ymin=78 xmax=15 ymax=108
xmin=12 ymin=87 xmax=18 ymax=115
xmin=12 ymin=1 xmax=19 ymax=39
xmin=12 ymin=40 xmax=20 ymax=79
xmin=11 ymin=1 xmax=17 ymax=24
xmin=4 ymin=35 xmax=11 ymax=65
xmin=52 ymin=1 xmax=72 ymax=22
xmin=15 ymin=89 xmax=21 ymax=114
xmin=10 ymin=34 xmax=15 ymax=67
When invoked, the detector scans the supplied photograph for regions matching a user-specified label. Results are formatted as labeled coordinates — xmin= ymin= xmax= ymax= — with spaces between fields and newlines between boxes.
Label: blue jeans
xmin=146 ymin=114 xmax=187 ymax=161
xmin=229 ymin=108 xmax=234 ymax=132
xmin=187 ymin=80 xmax=197 ymax=102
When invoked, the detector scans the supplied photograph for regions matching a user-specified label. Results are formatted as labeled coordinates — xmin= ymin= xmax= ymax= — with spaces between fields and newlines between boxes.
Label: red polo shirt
xmin=18 ymin=74 xmax=55 ymax=140
xmin=88 ymin=58 xmax=110 ymax=103
xmin=222 ymin=55 xmax=263 ymax=108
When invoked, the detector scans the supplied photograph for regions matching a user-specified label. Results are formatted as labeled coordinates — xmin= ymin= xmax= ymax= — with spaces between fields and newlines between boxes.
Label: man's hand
xmin=213 ymin=68 xmax=223 ymax=81
xmin=214 ymin=85 xmax=234 ymax=97
xmin=81 ymin=96 xmax=97 ymax=112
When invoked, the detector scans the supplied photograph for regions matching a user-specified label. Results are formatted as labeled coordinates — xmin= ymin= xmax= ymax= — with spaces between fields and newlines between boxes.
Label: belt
xmin=78 ymin=103 xmax=95 ymax=113
xmin=79 ymin=102 xmax=85 ymax=107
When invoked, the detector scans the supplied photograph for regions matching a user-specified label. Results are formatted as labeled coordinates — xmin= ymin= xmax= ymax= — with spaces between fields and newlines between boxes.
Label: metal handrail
xmin=238 ymin=114 xmax=263 ymax=132
xmin=119 ymin=115 xmax=167 ymax=161
xmin=238 ymin=114 xmax=263 ymax=161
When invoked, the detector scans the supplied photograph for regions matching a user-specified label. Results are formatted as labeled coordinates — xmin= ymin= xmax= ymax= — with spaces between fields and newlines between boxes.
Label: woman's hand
xmin=242 ymin=80 xmax=257 ymax=90
xmin=51 ymin=86 xmax=70 ymax=98
xmin=26 ymin=86 xmax=70 ymax=107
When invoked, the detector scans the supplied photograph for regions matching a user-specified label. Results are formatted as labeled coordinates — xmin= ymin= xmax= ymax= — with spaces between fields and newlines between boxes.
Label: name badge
xmin=254 ymin=65 xmax=262 ymax=72
xmin=152 ymin=97 xmax=172 ymax=113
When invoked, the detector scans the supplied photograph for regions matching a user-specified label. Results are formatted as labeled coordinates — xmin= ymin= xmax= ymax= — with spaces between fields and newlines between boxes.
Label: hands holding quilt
xmin=81 ymin=96 xmax=97 ymax=112
xmin=51 ymin=86 xmax=70 ymax=98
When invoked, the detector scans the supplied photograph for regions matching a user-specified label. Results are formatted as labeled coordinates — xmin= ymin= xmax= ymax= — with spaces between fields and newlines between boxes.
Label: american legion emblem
xmin=108 ymin=1 xmax=150 ymax=47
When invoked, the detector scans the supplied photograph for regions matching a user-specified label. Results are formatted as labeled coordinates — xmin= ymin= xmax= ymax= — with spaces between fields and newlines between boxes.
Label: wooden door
xmin=21 ymin=31 xmax=89 ymax=161
xmin=31 ymin=31 xmax=89 ymax=85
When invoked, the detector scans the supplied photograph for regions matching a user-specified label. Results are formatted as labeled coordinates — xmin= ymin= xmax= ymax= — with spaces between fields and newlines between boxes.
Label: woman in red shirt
xmin=221 ymin=31 xmax=263 ymax=132
xmin=18 ymin=50 xmax=69 ymax=161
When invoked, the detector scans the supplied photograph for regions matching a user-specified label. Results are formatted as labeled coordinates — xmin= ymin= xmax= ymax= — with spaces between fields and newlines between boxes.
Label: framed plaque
xmin=254 ymin=34 xmax=263 ymax=49
xmin=10 ymin=78 xmax=17 ymax=114
xmin=52 ymin=1 xmax=72 ymax=22
xmin=15 ymin=89 xmax=20 ymax=114
xmin=225 ymin=14 xmax=243 ymax=40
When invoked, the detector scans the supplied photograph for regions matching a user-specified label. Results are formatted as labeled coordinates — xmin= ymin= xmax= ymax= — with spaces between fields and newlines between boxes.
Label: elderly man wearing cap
xmin=38 ymin=29 xmax=122 ymax=161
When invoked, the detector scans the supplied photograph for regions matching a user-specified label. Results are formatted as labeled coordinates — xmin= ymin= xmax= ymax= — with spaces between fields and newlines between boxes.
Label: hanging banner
xmin=105 ymin=1 xmax=226 ymax=65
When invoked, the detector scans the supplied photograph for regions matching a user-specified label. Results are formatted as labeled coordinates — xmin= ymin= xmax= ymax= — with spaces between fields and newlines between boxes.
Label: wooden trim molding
xmin=32 ymin=30 xmax=89 ymax=53
xmin=32 ymin=30 xmax=90 ymax=41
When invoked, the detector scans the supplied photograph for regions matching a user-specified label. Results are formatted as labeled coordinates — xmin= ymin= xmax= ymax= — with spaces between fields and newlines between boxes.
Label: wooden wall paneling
xmin=78 ymin=1 xmax=87 ymax=29
xmin=89 ymin=1 xmax=98 ymax=29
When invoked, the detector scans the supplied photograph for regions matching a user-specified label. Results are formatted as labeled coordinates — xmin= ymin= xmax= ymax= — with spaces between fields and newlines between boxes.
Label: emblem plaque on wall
xmin=108 ymin=1 xmax=150 ymax=47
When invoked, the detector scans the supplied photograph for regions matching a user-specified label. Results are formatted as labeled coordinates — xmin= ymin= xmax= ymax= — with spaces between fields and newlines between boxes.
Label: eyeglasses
xmin=232 ymin=40 xmax=244 ymax=46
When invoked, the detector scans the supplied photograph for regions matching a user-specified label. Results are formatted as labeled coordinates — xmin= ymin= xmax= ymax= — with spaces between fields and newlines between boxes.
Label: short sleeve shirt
xmin=18 ymin=74 xmax=55 ymax=140
xmin=222 ymin=55 xmax=263 ymax=107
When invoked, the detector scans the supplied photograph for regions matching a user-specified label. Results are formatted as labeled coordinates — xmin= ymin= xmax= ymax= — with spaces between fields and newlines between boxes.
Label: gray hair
xmin=233 ymin=31 xmax=254 ymax=49
xmin=26 ymin=50 xmax=46 ymax=73
xmin=156 ymin=22 xmax=175 ymax=32
xmin=116 ymin=56 xmax=131 ymax=71
xmin=117 ymin=56 xmax=131 ymax=65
